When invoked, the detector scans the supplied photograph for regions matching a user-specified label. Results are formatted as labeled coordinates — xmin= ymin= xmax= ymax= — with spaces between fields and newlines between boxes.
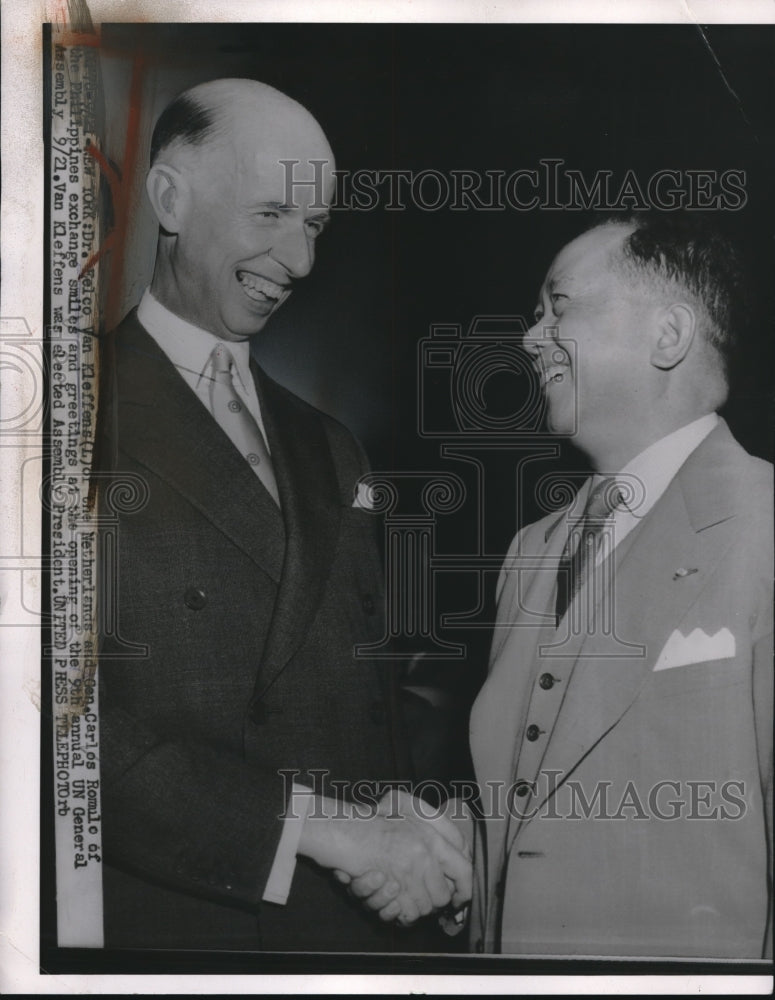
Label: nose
xmin=523 ymin=317 xmax=558 ymax=356
xmin=272 ymin=222 xmax=315 ymax=279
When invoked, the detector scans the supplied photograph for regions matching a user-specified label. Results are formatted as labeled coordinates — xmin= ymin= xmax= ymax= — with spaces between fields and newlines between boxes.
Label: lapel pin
xmin=673 ymin=567 xmax=698 ymax=580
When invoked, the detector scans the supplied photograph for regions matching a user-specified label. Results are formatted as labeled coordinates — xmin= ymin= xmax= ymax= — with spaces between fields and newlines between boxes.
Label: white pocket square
xmin=653 ymin=627 xmax=736 ymax=671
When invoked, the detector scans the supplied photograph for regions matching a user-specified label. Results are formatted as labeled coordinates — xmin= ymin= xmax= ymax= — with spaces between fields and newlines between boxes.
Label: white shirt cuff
xmin=262 ymin=783 xmax=314 ymax=905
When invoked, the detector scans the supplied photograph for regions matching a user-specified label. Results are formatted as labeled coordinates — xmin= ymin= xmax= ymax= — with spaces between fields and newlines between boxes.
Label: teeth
xmin=539 ymin=365 xmax=568 ymax=387
xmin=237 ymin=271 xmax=286 ymax=302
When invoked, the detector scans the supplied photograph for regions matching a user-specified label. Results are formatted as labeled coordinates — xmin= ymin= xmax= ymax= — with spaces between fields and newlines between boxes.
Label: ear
xmin=650 ymin=302 xmax=696 ymax=370
xmin=145 ymin=163 xmax=189 ymax=234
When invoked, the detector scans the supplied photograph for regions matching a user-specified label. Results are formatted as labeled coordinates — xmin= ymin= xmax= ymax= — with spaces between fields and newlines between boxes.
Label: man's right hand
xmin=297 ymin=789 xmax=472 ymax=925
xmin=336 ymin=792 xmax=474 ymax=925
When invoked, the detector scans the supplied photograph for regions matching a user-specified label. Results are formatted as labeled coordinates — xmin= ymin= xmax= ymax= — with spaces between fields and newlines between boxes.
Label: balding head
xmin=146 ymin=79 xmax=335 ymax=341
xmin=524 ymin=215 xmax=739 ymax=470
xmin=150 ymin=78 xmax=332 ymax=174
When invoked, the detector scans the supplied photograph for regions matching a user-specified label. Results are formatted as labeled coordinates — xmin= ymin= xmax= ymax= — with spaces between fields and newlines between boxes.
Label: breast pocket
xmin=342 ymin=503 xmax=380 ymax=523
xmin=640 ymin=655 xmax=745 ymax=701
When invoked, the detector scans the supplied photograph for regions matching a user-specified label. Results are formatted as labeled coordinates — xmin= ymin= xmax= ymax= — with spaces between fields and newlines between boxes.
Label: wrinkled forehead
xmin=197 ymin=119 xmax=336 ymax=207
xmin=175 ymin=95 xmax=332 ymax=194
xmin=542 ymin=224 xmax=632 ymax=293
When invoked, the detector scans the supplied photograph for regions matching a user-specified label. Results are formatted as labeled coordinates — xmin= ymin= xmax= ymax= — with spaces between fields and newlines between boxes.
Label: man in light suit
xmin=98 ymin=78 xmax=470 ymax=952
xmin=467 ymin=214 xmax=773 ymax=958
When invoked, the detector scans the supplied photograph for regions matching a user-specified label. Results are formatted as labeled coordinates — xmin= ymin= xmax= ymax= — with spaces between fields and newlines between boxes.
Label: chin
xmin=546 ymin=410 xmax=575 ymax=438
xmin=222 ymin=309 xmax=272 ymax=340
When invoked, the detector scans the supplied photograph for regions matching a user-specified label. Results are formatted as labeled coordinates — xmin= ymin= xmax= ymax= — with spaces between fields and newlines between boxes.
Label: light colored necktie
xmin=207 ymin=343 xmax=280 ymax=507
xmin=555 ymin=476 xmax=620 ymax=622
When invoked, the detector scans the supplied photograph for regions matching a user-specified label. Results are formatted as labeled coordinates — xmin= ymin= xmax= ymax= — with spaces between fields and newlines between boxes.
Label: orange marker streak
xmin=104 ymin=51 xmax=146 ymax=328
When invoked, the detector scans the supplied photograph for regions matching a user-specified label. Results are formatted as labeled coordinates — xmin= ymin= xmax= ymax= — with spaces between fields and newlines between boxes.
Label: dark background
xmin=100 ymin=23 xmax=774 ymax=452
xmin=41 ymin=20 xmax=774 ymax=976
xmin=98 ymin=22 xmax=774 ymax=780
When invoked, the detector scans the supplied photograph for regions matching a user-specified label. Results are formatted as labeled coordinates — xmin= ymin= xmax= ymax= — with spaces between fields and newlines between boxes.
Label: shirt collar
xmin=612 ymin=413 xmax=719 ymax=518
xmin=137 ymin=288 xmax=253 ymax=393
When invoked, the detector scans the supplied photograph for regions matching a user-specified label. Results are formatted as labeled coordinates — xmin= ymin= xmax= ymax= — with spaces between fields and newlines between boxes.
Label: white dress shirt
xmin=137 ymin=288 xmax=307 ymax=904
xmin=566 ymin=413 xmax=719 ymax=566
xmin=138 ymin=288 xmax=271 ymax=454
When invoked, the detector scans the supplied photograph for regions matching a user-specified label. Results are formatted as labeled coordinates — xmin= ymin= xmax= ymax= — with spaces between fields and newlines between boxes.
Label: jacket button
xmin=184 ymin=586 xmax=207 ymax=610
xmin=369 ymin=700 xmax=386 ymax=725
xmin=249 ymin=700 xmax=266 ymax=725
xmin=475 ymin=938 xmax=484 ymax=953
xmin=539 ymin=672 xmax=555 ymax=690
xmin=361 ymin=593 xmax=376 ymax=615
xmin=526 ymin=724 xmax=541 ymax=742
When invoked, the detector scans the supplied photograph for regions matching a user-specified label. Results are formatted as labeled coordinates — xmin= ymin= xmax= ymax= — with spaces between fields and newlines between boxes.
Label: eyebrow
xmin=533 ymin=275 xmax=565 ymax=318
xmin=548 ymin=271 xmax=578 ymax=292
xmin=547 ymin=275 xmax=570 ymax=294
xmin=254 ymin=201 xmax=331 ymax=225
xmin=532 ymin=277 xmax=553 ymax=314
xmin=251 ymin=200 xmax=294 ymax=212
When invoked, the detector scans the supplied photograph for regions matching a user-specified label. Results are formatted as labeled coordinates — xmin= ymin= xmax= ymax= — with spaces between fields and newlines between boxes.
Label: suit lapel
xmin=114 ymin=314 xmax=285 ymax=581
xmin=520 ymin=421 xmax=745 ymax=822
xmin=470 ymin=510 xmax=570 ymax=916
xmin=250 ymin=363 xmax=342 ymax=696
xmin=473 ymin=420 xmax=752 ymax=940
xmin=472 ymin=511 xmax=569 ymax=792
xmin=487 ymin=508 xmax=568 ymax=667
xmin=114 ymin=312 xmax=345 ymax=698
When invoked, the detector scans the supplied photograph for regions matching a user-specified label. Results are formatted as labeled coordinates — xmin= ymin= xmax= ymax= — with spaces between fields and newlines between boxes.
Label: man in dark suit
xmin=98 ymin=78 xmax=470 ymax=952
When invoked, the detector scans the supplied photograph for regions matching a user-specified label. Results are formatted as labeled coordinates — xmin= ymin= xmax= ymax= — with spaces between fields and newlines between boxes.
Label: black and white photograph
xmin=1 ymin=0 xmax=774 ymax=993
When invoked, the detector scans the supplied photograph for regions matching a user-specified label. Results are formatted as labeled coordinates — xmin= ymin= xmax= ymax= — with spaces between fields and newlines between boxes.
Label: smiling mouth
xmin=535 ymin=360 xmax=570 ymax=388
xmin=236 ymin=270 xmax=288 ymax=304
xmin=531 ymin=340 xmax=572 ymax=387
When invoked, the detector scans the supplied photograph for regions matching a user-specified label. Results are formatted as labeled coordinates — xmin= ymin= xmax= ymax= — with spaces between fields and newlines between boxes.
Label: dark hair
xmin=149 ymin=93 xmax=219 ymax=166
xmin=595 ymin=212 xmax=746 ymax=372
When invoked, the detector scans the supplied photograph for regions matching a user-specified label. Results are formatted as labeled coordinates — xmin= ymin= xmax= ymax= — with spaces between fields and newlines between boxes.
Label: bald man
xmin=465 ymin=215 xmax=773 ymax=957
xmin=98 ymin=78 xmax=470 ymax=952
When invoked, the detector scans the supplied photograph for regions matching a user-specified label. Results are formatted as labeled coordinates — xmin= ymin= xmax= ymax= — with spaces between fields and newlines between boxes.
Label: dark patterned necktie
xmin=555 ymin=477 xmax=620 ymax=623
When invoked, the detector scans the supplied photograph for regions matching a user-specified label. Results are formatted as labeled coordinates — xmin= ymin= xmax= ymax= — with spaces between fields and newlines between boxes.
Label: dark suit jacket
xmin=469 ymin=420 xmax=773 ymax=957
xmin=98 ymin=311 xmax=408 ymax=951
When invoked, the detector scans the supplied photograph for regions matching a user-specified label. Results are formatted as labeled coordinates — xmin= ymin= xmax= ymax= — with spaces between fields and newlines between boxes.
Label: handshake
xmin=298 ymin=788 xmax=472 ymax=926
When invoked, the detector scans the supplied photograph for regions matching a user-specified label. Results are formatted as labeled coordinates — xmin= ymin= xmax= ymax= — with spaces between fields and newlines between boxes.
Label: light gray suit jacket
xmin=469 ymin=420 xmax=773 ymax=958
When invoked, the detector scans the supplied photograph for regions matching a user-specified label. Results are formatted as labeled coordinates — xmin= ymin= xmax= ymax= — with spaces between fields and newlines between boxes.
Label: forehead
xmin=196 ymin=120 xmax=335 ymax=205
xmin=543 ymin=224 xmax=631 ymax=292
